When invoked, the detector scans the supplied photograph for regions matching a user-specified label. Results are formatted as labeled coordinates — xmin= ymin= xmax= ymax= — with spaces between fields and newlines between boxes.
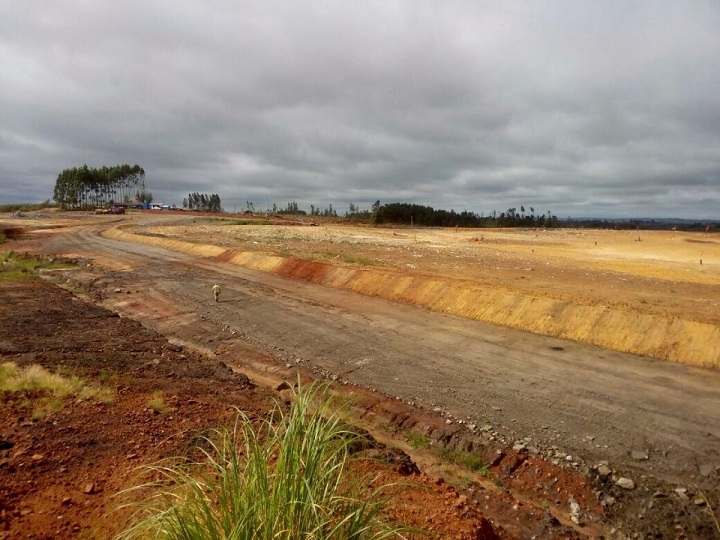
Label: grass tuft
xmin=146 ymin=391 xmax=173 ymax=414
xmin=437 ymin=447 xmax=491 ymax=476
xmin=407 ymin=433 xmax=431 ymax=450
xmin=696 ymin=486 xmax=720 ymax=534
xmin=0 ymin=362 xmax=115 ymax=418
xmin=1 ymin=363 xmax=85 ymax=395
xmin=116 ymin=380 xmax=412 ymax=539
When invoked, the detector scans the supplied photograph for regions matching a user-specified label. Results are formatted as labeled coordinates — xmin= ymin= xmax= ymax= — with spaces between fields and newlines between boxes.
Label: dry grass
xmin=0 ymin=362 xmax=114 ymax=419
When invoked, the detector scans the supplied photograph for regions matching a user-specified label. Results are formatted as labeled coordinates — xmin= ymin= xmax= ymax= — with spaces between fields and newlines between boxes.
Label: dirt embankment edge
xmin=102 ymin=226 xmax=720 ymax=369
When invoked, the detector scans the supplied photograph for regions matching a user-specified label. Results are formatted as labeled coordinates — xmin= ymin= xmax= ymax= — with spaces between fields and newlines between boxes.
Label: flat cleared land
xmin=135 ymin=215 xmax=720 ymax=367
xmin=2 ymin=210 xmax=720 ymax=538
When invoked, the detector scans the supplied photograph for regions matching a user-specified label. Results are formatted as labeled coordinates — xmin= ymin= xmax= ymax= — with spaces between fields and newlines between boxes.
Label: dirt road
xmin=4 ymin=212 xmax=720 ymax=536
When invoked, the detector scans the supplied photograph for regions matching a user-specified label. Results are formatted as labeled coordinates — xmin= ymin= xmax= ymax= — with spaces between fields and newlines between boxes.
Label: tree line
xmin=368 ymin=202 xmax=558 ymax=228
xmin=53 ymin=164 xmax=148 ymax=209
xmin=183 ymin=193 xmax=222 ymax=213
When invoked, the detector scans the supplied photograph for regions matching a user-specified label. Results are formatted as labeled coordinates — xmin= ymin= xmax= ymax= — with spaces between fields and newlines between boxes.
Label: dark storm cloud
xmin=1 ymin=1 xmax=719 ymax=218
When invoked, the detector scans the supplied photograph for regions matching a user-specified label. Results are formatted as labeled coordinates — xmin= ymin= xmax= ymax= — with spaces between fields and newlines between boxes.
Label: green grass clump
xmin=116 ymin=381 xmax=411 ymax=539
xmin=146 ymin=391 xmax=173 ymax=414
xmin=407 ymin=433 xmax=431 ymax=450
xmin=0 ymin=251 xmax=76 ymax=281
xmin=437 ymin=447 xmax=491 ymax=476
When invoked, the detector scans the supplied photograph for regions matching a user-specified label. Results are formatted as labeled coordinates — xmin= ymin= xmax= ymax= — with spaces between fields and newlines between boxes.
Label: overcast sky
xmin=1 ymin=1 xmax=719 ymax=218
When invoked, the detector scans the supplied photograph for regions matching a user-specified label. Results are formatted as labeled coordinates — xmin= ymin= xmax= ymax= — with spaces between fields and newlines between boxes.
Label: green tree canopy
xmin=53 ymin=164 xmax=145 ymax=209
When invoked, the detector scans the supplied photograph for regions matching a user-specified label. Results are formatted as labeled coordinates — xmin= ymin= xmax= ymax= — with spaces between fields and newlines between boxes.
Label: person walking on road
xmin=212 ymin=283 xmax=221 ymax=303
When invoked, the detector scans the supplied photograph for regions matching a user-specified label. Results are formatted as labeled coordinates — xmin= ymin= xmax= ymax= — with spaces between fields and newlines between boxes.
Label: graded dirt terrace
xmin=131 ymin=215 xmax=720 ymax=367
xmin=2 ymin=210 xmax=720 ymax=539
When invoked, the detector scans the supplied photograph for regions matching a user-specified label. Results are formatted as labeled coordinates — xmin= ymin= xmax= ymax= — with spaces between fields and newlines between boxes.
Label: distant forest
xmin=367 ymin=202 xmax=716 ymax=231
xmin=53 ymin=164 xmax=148 ymax=209
xmin=183 ymin=193 xmax=222 ymax=213
xmin=271 ymin=200 xmax=716 ymax=231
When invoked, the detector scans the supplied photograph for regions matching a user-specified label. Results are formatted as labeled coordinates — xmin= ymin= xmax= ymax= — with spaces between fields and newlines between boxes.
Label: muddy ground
xmin=1 ymin=211 xmax=720 ymax=538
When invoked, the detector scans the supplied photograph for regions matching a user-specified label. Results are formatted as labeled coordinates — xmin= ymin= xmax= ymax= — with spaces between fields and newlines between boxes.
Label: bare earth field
xmin=1 ymin=210 xmax=720 ymax=539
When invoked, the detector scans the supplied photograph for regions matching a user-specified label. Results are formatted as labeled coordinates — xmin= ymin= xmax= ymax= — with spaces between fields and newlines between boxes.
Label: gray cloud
xmin=1 ymin=1 xmax=719 ymax=218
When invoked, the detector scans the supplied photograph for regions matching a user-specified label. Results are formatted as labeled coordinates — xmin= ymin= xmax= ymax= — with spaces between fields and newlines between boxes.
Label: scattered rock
xmin=693 ymin=497 xmax=707 ymax=506
xmin=114 ymin=288 xmax=122 ymax=293
xmin=61 ymin=496 xmax=72 ymax=506
xmin=616 ymin=477 xmax=635 ymax=490
xmin=83 ymin=483 xmax=95 ymax=494
xmin=631 ymin=450 xmax=648 ymax=461
xmin=699 ymin=463 xmax=716 ymax=477
xmin=569 ymin=498 xmax=582 ymax=524
xmin=597 ymin=464 xmax=612 ymax=477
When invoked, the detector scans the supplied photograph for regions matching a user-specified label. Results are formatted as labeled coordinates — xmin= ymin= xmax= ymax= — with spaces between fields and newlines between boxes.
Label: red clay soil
xmin=0 ymin=279 xmax=511 ymax=539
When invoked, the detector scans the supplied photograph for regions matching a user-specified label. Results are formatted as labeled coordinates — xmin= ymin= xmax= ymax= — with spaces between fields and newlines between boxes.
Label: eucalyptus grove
xmin=53 ymin=164 xmax=146 ymax=209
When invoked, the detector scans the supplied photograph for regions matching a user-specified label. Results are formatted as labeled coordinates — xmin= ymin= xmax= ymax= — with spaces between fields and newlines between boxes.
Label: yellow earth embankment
xmin=103 ymin=226 xmax=720 ymax=368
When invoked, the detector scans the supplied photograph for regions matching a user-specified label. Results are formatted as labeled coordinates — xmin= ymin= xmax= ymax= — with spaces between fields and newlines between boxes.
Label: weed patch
xmin=1 ymin=251 xmax=76 ymax=281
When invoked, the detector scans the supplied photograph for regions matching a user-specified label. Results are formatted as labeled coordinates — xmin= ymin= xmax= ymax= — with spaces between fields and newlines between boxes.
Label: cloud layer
xmin=2 ymin=1 xmax=719 ymax=218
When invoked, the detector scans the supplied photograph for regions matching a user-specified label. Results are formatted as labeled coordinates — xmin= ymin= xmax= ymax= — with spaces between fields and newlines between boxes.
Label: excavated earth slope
xmin=104 ymin=219 xmax=720 ymax=368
